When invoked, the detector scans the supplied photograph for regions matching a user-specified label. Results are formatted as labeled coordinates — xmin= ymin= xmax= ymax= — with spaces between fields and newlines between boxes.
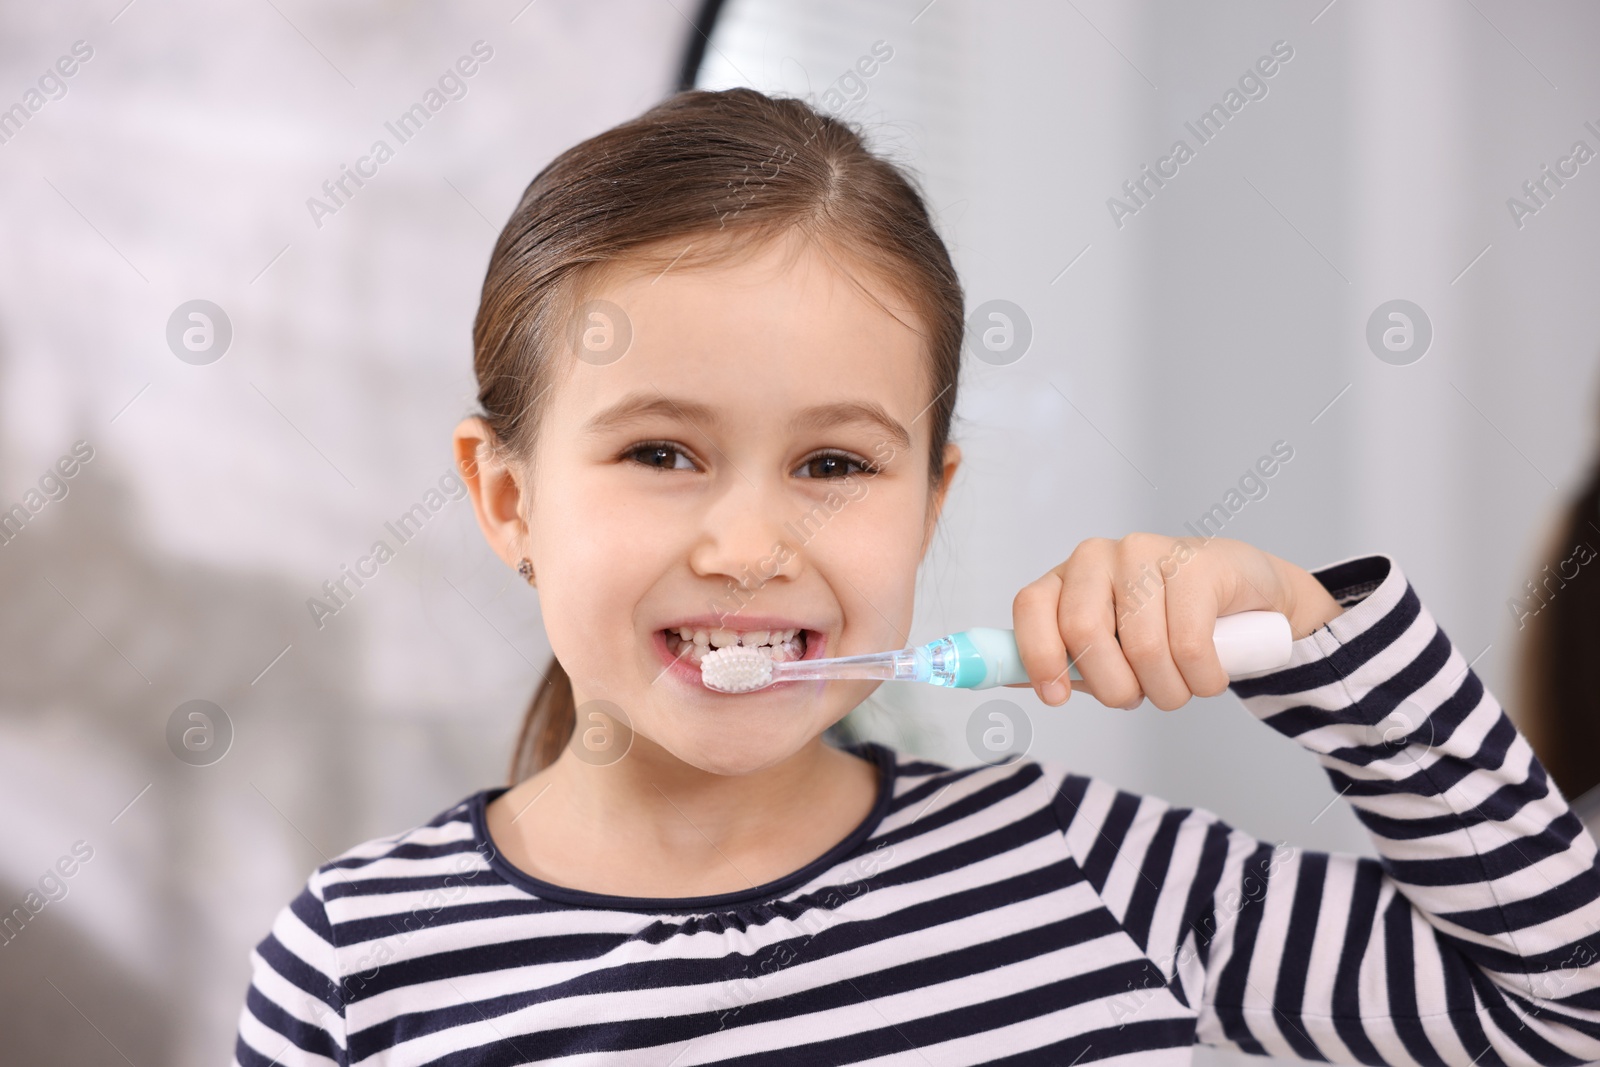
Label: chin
xmin=644 ymin=707 xmax=837 ymax=777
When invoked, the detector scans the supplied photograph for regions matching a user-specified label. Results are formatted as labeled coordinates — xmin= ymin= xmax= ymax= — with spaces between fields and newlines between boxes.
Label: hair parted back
xmin=469 ymin=87 xmax=965 ymax=784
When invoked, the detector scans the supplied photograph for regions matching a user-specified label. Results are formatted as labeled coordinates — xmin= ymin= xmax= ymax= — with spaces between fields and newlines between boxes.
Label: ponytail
xmin=509 ymin=653 xmax=576 ymax=784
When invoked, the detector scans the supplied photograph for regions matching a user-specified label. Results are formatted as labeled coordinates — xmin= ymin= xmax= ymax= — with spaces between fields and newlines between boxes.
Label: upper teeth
xmin=673 ymin=627 xmax=799 ymax=647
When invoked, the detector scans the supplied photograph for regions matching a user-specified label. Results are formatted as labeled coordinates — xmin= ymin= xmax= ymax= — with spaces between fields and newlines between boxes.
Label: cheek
xmin=808 ymin=488 xmax=928 ymax=645
xmin=534 ymin=473 xmax=678 ymax=659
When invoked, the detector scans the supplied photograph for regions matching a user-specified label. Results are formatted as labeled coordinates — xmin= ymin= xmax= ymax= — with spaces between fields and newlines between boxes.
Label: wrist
xmin=1272 ymin=556 xmax=1345 ymax=640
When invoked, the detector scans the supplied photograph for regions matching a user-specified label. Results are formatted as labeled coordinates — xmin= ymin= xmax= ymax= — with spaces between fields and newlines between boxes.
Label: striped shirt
xmin=233 ymin=554 xmax=1600 ymax=1065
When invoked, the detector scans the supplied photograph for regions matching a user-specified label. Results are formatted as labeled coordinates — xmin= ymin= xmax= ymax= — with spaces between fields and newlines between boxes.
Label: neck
xmin=550 ymin=734 xmax=852 ymax=847
xmin=490 ymin=734 xmax=881 ymax=898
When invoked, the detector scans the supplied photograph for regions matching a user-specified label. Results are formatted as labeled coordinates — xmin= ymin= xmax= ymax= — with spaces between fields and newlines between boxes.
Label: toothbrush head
xmin=699 ymin=646 xmax=776 ymax=693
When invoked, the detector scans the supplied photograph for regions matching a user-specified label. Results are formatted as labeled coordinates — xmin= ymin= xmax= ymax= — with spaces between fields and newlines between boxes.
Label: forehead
xmin=546 ymin=234 xmax=932 ymax=443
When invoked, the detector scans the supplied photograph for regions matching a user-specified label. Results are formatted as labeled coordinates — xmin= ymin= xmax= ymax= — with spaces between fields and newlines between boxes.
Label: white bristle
xmin=699 ymin=645 xmax=776 ymax=692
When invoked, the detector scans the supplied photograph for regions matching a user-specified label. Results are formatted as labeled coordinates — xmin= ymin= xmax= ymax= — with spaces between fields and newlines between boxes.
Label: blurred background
xmin=3 ymin=1 xmax=1598 ymax=1063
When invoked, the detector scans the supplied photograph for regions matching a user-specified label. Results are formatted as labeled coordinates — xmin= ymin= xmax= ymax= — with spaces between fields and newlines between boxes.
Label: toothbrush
xmin=697 ymin=611 xmax=1294 ymax=694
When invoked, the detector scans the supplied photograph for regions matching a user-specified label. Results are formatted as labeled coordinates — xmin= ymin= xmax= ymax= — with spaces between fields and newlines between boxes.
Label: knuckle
xmin=1058 ymin=613 xmax=1098 ymax=649
xmin=1013 ymin=581 xmax=1049 ymax=614
xmin=1167 ymin=632 xmax=1210 ymax=664
xmin=1118 ymin=627 xmax=1163 ymax=660
xmin=1075 ymin=537 xmax=1114 ymax=563
xmin=1103 ymin=683 xmax=1141 ymax=708
xmin=1120 ymin=531 xmax=1164 ymax=557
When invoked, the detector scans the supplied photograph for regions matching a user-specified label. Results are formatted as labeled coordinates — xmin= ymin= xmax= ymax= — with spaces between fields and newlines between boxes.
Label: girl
xmin=232 ymin=88 xmax=1600 ymax=1066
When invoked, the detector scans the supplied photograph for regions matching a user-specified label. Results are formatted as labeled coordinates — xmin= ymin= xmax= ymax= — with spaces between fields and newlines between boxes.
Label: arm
xmin=1055 ymin=554 xmax=1600 ymax=1064
xmin=232 ymin=872 xmax=349 ymax=1067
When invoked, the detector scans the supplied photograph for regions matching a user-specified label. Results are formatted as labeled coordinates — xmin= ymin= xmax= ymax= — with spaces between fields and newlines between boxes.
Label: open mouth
xmin=663 ymin=626 xmax=809 ymax=669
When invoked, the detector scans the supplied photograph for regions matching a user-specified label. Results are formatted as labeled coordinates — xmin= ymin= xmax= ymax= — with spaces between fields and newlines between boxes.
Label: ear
xmin=452 ymin=416 xmax=532 ymax=575
xmin=920 ymin=441 xmax=961 ymax=559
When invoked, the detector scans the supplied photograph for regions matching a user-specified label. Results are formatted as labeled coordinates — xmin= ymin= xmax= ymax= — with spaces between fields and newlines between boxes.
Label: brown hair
xmin=1513 ymin=461 xmax=1600 ymax=806
xmin=469 ymin=88 xmax=966 ymax=785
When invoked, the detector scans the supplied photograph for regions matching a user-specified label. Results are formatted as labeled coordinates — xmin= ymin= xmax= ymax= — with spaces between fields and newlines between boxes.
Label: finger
xmin=1165 ymin=579 xmax=1230 ymax=699
xmin=1009 ymin=676 xmax=1103 ymax=699
xmin=1055 ymin=542 xmax=1144 ymax=709
xmin=1012 ymin=571 xmax=1074 ymax=705
xmin=1110 ymin=538 xmax=1192 ymax=711
xmin=1004 ymin=677 xmax=1106 ymax=700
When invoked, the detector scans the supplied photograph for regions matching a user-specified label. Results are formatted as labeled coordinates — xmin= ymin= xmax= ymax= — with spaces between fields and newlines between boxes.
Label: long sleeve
xmin=1052 ymin=553 xmax=1600 ymax=1065
xmin=232 ymin=872 xmax=349 ymax=1067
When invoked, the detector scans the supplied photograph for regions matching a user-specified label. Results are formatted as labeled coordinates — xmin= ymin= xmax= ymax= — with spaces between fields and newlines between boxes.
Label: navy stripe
xmin=1181 ymin=821 xmax=1233 ymax=962
xmin=290 ymin=884 xmax=336 ymax=943
xmin=1211 ymin=842 xmax=1275 ymax=1056
xmin=1351 ymin=761 xmax=1552 ymax=839
xmin=1270 ymin=850 xmax=1326 ymax=1059
xmin=985 ymin=1016 xmax=1198 ymax=1065
xmin=1382 ymin=888 xmax=1448 ymax=1066
xmin=1328 ymin=669 xmax=1484 ymax=769
xmin=242 ymin=983 xmax=345 ymax=1062
xmin=1081 ymin=790 xmax=1140 ymax=893
xmin=1123 ymin=806 xmax=1184 ymax=951
xmin=1330 ymin=858 xmax=1385 ymax=1063
xmin=325 ymin=837 xmax=480 ymax=869
xmin=256 ymin=932 xmax=343 ymax=1013
xmin=1049 ymin=771 xmax=1091 ymax=838
xmin=887 ymin=763 xmax=984 ymax=816
xmin=1385 ymin=809 xmax=1586 ymax=885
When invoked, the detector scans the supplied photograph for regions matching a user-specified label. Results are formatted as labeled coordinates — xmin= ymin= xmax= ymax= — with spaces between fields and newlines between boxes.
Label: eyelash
xmin=623 ymin=440 xmax=881 ymax=479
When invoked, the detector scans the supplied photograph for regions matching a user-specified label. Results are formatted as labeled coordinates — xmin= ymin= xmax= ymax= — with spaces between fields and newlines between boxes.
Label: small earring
xmin=517 ymin=558 xmax=535 ymax=585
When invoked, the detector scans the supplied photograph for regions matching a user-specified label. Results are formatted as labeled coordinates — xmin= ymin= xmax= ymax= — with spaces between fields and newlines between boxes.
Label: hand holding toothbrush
xmin=1007 ymin=533 xmax=1345 ymax=709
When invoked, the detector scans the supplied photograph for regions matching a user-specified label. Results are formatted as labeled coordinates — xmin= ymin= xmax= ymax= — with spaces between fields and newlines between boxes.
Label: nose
xmin=687 ymin=470 xmax=803 ymax=590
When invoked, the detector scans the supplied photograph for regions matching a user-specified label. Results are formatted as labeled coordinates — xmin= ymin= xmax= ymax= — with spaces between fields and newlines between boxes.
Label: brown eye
xmin=797 ymin=451 xmax=878 ymax=480
xmin=626 ymin=442 xmax=696 ymax=471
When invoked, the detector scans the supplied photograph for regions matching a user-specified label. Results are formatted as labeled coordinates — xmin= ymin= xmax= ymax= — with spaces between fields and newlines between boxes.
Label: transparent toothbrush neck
xmin=766 ymin=641 xmax=958 ymax=684
xmin=877 ymin=644 xmax=953 ymax=685
xmin=914 ymin=637 xmax=962 ymax=687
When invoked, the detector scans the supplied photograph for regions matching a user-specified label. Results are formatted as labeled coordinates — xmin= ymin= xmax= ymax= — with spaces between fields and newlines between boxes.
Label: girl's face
xmin=515 ymin=231 xmax=957 ymax=777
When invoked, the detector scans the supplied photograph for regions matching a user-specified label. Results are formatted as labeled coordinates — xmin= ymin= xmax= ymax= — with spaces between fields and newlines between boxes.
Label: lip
xmin=652 ymin=623 xmax=828 ymax=694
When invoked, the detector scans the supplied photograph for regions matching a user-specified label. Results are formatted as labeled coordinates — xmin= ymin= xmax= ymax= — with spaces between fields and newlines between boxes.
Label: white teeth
xmin=665 ymin=625 xmax=807 ymax=666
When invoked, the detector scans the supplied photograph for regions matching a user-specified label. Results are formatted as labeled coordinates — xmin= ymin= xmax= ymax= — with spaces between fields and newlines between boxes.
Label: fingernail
xmin=1042 ymin=681 xmax=1068 ymax=705
xmin=1121 ymin=696 xmax=1142 ymax=710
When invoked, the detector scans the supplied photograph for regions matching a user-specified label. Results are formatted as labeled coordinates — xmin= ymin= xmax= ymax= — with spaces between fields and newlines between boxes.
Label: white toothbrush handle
xmin=1208 ymin=611 xmax=1296 ymax=676
xmin=962 ymin=610 xmax=1294 ymax=689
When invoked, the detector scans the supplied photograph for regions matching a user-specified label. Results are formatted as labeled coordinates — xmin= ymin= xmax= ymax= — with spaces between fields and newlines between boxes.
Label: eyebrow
xmin=581 ymin=391 xmax=913 ymax=453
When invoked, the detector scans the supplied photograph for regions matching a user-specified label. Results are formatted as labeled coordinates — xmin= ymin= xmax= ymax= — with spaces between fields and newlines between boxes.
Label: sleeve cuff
xmin=1226 ymin=551 xmax=1424 ymax=729
xmin=1305 ymin=553 xmax=1391 ymax=610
